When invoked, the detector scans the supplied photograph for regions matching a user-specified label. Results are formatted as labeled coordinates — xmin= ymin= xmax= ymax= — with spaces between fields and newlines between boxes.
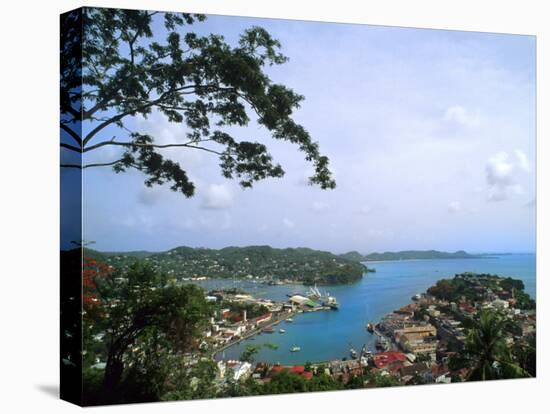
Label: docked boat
xmin=286 ymin=318 xmax=294 ymax=323
xmin=361 ymin=344 xmax=372 ymax=358
xmin=411 ymin=293 xmax=422 ymax=301
xmin=350 ymin=348 xmax=358 ymax=359
xmin=308 ymin=285 xmax=339 ymax=310
xmin=366 ymin=323 xmax=374 ymax=333
xmin=262 ymin=327 xmax=274 ymax=334
xmin=290 ymin=345 xmax=301 ymax=352
xmin=324 ymin=295 xmax=339 ymax=310
xmin=279 ymin=329 xmax=286 ymax=334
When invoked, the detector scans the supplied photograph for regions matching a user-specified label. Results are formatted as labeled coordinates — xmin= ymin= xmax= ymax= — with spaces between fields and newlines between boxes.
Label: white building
xmin=225 ymin=361 xmax=252 ymax=381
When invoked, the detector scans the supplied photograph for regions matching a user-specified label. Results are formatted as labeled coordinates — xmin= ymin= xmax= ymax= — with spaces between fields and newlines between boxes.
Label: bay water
xmin=193 ymin=254 xmax=535 ymax=364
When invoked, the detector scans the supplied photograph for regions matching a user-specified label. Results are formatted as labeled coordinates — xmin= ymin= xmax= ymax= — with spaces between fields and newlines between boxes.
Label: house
xmin=225 ymin=361 xmax=252 ymax=381
xmin=291 ymin=365 xmax=305 ymax=374
xmin=373 ymin=351 xmax=408 ymax=370
xmin=255 ymin=313 xmax=272 ymax=325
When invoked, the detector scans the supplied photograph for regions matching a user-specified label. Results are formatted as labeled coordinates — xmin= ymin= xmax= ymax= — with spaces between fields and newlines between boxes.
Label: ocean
xmin=194 ymin=254 xmax=535 ymax=365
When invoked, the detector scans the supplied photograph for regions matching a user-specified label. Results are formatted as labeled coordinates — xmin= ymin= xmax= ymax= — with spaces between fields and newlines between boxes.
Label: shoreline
xmin=212 ymin=310 xmax=298 ymax=359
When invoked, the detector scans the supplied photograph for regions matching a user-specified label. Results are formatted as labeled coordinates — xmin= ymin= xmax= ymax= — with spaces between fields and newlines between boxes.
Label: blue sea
xmin=194 ymin=254 xmax=535 ymax=365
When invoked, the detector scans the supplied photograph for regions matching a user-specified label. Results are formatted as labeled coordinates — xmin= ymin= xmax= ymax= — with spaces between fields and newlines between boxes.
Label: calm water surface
xmin=191 ymin=254 xmax=535 ymax=364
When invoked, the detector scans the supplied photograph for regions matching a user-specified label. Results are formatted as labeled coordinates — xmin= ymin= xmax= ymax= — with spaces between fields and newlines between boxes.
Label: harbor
xmin=211 ymin=284 xmax=341 ymax=359
xmin=213 ymin=254 xmax=535 ymax=364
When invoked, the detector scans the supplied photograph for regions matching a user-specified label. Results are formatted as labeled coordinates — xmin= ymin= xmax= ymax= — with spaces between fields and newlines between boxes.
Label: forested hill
xmin=362 ymin=250 xmax=482 ymax=261
xmin=84 ymin=245 xmax=368 ymax=285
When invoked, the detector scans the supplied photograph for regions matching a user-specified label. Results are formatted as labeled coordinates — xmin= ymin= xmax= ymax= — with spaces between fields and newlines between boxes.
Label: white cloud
xmin=448 ymin=201 xmax=461 ymax=213
xmin=485 ymin=152 xmax=524 ymax=202
xmin=201 ymin=184 xmax=234 ymax=209
xmin=282 ymin=217 xmax=295 ymax=229
xmin=514 ymin=149 xmax=530 ymax=172
xmin=137 ymin=186 xmax=164 ymax=206
xmin=311 ymin=201 xmax=329 ymax=212
xmin=444 ymin=105 xmax=480 ymax=128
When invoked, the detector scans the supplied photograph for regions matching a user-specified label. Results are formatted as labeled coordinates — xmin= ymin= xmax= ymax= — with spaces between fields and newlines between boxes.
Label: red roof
xmin=291 ymin=365 xmax=305 ymax=374
xmin=301 ymin=371 xmax=313 ymax=380
xmin=373 ymin=351 xmax=408 ymax=369
xmin=270 ymin=365 xmax=286 ymax=374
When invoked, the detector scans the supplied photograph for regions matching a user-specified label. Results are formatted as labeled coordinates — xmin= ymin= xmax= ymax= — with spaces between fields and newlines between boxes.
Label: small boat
xmin=262 ymin=327 xmax=274 ymax=334
xmin=279 ymin=329 xmax=286 ymax=334
xmin=350 ymin=348 xmax=358 ymax=359
xmin=286 ymin=318 xmax=294 ymax=323
xmin=361 ymin=344 xmax=372 ymax=358
xmin=366 ymin=323 xmax=374 ymax=333
xmin=290 ymin=345 xmax=301 ymax=352
xmin=411 ymin=293 xmax=422 ymax=301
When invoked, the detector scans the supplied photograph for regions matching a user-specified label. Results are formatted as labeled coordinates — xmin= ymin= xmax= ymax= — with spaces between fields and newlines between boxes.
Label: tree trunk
xmin=103 ymin=351 xmax=124 ymax=402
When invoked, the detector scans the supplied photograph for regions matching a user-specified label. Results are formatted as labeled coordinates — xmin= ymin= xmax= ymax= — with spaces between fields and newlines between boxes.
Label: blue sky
xmin=63 ymin=12 xmax=536 ymax=253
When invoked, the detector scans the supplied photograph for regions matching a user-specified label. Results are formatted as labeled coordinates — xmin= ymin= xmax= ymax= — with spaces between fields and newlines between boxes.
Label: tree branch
xmin=61 ymin=158 xmax=126 ymax=169
xmin=82 ymin=84 xmax=239 ymax=144
xmin=60 ymin=123 xmax=82 ymax=147
xmin=60 ymin=142 xmax=82 ymax=152
xmin=84 ymin=140 xmax=224 ymax=156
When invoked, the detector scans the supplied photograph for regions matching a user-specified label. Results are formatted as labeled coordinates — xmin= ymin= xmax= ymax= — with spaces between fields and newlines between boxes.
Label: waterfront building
xmin=225 ymin=360 xmax=253 ymax=381
xmin=394 ymin=324 xmax=437 ymax=339
xmin=373 ymin=351 xmax=408 ymax=370
xmin=255 ymin=312 xmax=272 ymax=325
xmin=394 ymin=324 xmax=438 ymax=360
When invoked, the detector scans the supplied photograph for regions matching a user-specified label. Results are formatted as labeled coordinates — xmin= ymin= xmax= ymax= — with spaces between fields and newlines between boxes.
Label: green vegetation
xmin=81 ymin=259 xmax=214 ymax=405
xmin=363 ymin=250 xmax=481 ymax=261
xmin=89 ymin=245 xmax=367 ymax=285
xmin=61 ymin=8 xmax=335 ymax=197
xmin=219 ymin=300 xmax=269 ymax=321
xmin=450 ymin=309 xmax=535 ymax=380
xmin=78 ymin=256 xmax=535 ymax=404
xmin=339 ymin=251 xmax=364 ymax=261
xmin=240 ymin=344 xmax=278 ymax=363
xmin=427 ymin=272 xmax=535 ymax=310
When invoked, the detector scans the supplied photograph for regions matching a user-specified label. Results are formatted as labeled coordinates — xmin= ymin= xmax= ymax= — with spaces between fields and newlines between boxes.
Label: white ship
xmin=307 ymin=284 xmax=339 ymax=309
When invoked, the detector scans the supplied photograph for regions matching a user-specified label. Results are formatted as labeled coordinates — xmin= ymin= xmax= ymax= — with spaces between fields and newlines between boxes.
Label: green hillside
xmin=86 ymin=245 xmax=368 ymax=285
xmin=363 ymin=250 xmax=481 ymax=261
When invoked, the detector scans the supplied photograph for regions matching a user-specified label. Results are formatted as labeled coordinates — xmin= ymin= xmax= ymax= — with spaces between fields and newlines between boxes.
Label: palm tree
xmin=455 ymin=309 xmax=531 ymax=380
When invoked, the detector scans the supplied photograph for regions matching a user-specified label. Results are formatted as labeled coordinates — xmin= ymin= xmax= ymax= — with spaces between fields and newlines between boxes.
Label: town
xmin=200 ymin=286 xmax=339 ymax=354
xmin=198 ymin=273 xmax=536 ymax=388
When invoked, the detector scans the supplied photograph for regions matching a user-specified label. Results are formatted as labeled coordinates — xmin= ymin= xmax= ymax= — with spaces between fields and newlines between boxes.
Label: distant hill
xmin=339 ymin=251 xmax=365 ymax=262
xmin=363 ymin=250 xmax=481 ymax=261
xmin=86 ymin=245 xmax=370 ymax=285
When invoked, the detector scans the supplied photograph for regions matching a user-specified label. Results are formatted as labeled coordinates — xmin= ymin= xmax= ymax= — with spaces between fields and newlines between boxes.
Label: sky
xmin=62 ymin=12 xmax=536 ymax=254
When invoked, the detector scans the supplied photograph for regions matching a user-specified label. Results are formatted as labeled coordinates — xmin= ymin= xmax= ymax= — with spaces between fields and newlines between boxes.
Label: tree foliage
xmin=61 ymin=8 xmax=335 ymax=197
xmin=93 ymin=244 xmax=366 ymax=285
xmin=82 ymin=259 xmax=214 ymax=404
xmin=449 ymin=309 xmax=532 ymax=381
xmin=239 ymin=343 xmax=278 ymax=363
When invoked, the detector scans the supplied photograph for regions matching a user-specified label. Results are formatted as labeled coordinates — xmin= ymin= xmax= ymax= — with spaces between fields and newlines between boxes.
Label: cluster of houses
xmin=201 ymin=275 xmax=536 ymax=388
xmin=212 ymin=350 xmax=452 ymax=386
xmin=202 ymin=291 xmax=293 ymax=349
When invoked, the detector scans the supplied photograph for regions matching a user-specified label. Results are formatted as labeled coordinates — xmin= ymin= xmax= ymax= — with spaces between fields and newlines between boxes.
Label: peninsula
xmin=340 ymin=249 xmax=483 ymax=262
